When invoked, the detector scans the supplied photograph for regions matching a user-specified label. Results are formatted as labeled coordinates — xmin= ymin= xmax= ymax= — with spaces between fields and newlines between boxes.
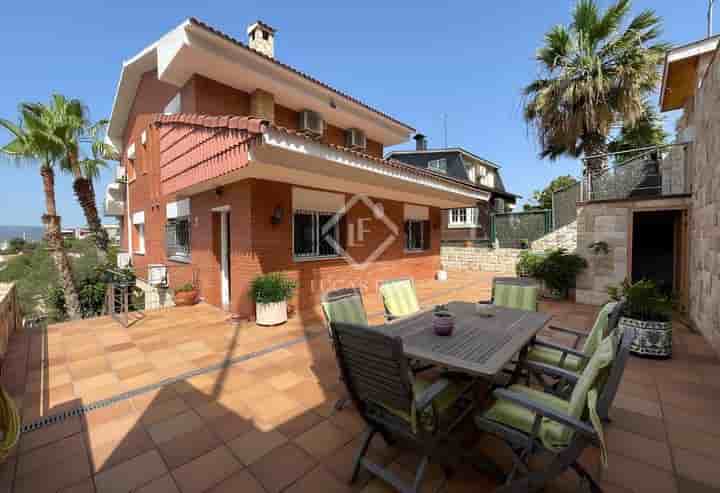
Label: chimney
xmin=413 ymin=134 xmax=427 ymax=151
xmin=247 ymin=21 xmax=276 ymax=58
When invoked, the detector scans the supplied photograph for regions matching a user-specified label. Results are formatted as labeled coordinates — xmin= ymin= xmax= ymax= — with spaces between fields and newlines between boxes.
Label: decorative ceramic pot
xmin=433 ymin=311 xmax=455 ymax=336
xmin=256 ymin=300 xmax=288 ymax=326
xmin=619 ymin=316 xmax=672 ymax=358
xmin=174 ymin=290 xmax=198 ymax=306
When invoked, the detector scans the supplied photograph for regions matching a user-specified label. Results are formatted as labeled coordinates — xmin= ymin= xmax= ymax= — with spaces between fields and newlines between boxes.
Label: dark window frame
xmin=292 ymin=209 xmax=342 ymax=261
xmin=166 ymin=216 xmax=191 ymax=262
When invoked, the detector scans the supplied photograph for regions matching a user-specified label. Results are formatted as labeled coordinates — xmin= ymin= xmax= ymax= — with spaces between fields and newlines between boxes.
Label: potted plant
xmin=251 ymin=272 xmax=297 ymax=326
xmin=533 ymin=248 xmax=588 ymax=299
xmin=174 ymin=283 xmax=198 ymax=306
xmin=608 ymin=279 xmax=673 ymax=357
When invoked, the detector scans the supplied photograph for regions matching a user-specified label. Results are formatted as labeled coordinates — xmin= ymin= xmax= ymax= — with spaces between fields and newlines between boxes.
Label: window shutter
xmin=404 ymin=221 xmax=410 ymax=249
xmin=423 ymin=221 xmax=431 ymax=250
xmin=338 ymin=214 xmax=348 ymax=250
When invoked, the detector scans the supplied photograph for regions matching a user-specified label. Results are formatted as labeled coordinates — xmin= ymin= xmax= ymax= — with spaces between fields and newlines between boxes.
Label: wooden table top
xmin=388 ymin=301 xmax=551 ymax=377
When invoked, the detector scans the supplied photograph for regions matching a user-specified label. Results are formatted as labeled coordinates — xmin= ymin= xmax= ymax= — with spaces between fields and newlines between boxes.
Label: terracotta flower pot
xmin=174 ymin=290 xmax=198 ymax=306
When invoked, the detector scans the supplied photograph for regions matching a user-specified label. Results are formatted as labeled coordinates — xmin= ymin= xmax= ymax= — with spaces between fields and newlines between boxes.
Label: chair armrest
xmin=547 ymin=325 xmax=587 ymax=349
xmin=518 ymin=360 xmax=580 ymax=384
xmin=532 ymin=340 xmax=588 ymax=360
xmin=415 ymin=379 xmax=450 ymax=411
xmin=492 ymin=388 xmax=596 ymax=438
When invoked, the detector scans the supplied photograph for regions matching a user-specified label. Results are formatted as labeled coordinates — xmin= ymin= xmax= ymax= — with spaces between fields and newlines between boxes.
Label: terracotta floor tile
xmin=85 ymin=413 xmax=142 ymax=450
xmin=135 ymin=474 xmax=180 ymax=493
xmin=13 ymin=449 xmax=91 ymax=493
xmin=605 ymin=427 xmax=673 ymax=471
xmin=607 ymin=407 xmax=668 ymax=442
xmin=19 ymin=416 xmax=83 ymax=454
xmin=68 ymin=356 xmax=110 ymax=380
xmin=269 ymin=371 xmax=306 ymax=391
xmin=250 ymin=443 xmax=318 ymax=493
xmin=612 ymin=394 xmax=663 ymax=419
xmin=675 ymin=477 xmax=720 ymax=493
xmin=73 ymin=373 xmax=119 ymax=395
xmin=88 ymin=425 xmax=156 ymax=473
xmin=170 ymin=446 xmax=242 ymax=493
xmin=140 ymin=397 xmax=190 ymax=426
xmin=228 ymin=428 xmax=288 ymax=465
xmin=157 ymin=424 xmax=223 ymax=469
xmin=206 ymin=411 xmax=255 ymax=442
xmin=666 ymin=421 xmax=720 ymax=460
xmin=93 ymin=449 xmax=168 ymax=493
xmin=17 ymin=432 xmax=86 ymax=478
xmin=673 ymin=448 xmax=720 ymax=489
xmin=82 ymin=400 xmax=135 ymax=429
xmin=602 ymin=453 xmax=677 ymax=493
xmin=147 ymin=410 xmax=205 ymax=445
xmin=295 ymin=420 xmax=354 ymax=460
xmin=276 ymin=410 xmax=325 ymax=439
xmin=59 ymin=478 xmax=96 ymax=493
xmin=329 ymin=408 xmax=366 ymax=436
xmin=115 ymin=360 xmax=155 ymax=380
xmin=205 ymin=470 xmax=265 ymax=493
xmin=245 ymin=391 xmax=302 ymax=424
xmin=662 ymin=404 xmax=720 ymax=436
xmin=284 ymin=465 xmax=353 ymax=493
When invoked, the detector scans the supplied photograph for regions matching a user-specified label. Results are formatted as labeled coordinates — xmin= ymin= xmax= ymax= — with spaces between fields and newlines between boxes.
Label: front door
xmin=213 ymin=208 xmax=231 ymax=311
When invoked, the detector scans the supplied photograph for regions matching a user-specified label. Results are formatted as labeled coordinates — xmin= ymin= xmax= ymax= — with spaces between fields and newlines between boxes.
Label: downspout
xmin=126 ymin=163 xmax=132 ymax=263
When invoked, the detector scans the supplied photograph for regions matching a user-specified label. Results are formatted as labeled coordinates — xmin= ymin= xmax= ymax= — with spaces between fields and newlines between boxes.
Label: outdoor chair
xmin=379 ymin=278 xmax=421 ymax=321
xmin=330 ymin=319 xmax=477 ymax=493
xmin=491 ymin=278 xmax=539 ymax=312
xmin=475 ymin=326 xmax=634 ymax=493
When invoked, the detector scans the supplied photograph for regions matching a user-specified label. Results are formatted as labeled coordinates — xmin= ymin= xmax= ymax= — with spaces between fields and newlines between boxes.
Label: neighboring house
xmin=60 ymin=227 xmax=91 ymax=241
xmin=102 ymin=224 xmax=121 ymax=245
xmin=104 ymin=19 xmax=488 ymax=319
xmin=387 ymin=136 xmax=518 ymax=244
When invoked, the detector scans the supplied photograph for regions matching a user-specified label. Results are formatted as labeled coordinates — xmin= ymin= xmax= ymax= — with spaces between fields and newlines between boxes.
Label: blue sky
xmin=0 ymin=0 xmax=712 ymax=226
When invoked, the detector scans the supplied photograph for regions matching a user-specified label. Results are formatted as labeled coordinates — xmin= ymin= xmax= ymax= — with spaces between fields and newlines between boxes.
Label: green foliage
xmin=532 ymin=248 xmax=588 ymax=291
xmin=608 ymin=278 xmax=672 ymax=322
xmin=516 ymin=251 xmax=545 ymax=278
xmin=588 ymin=241 xmax=609 ymax=255
xmin=250 ymin=272 xmax=297 ymax=304
xmin=524 ymin=175 xmax=579 ymax=210
xmin=608 ymin=103 xmax=668 ymax=163
xmin=175 ymin=283 xmax=196 ymax=293
xmin=524 ymin=0 xmax=668 ymax=167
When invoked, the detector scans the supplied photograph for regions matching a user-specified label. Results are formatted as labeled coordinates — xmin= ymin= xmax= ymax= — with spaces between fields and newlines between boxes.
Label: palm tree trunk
xmin=582 ymin=133 xmax=609 ymax=175
xmin=73 ymin=176 xmax=110 ymax=255
xmin=40 ymin=166 xmax=82 ymax=320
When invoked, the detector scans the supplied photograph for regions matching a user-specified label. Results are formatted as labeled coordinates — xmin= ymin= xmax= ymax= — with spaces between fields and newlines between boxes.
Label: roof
xmin=660 ymin=35 xmax=720 ymax=112
xmin=152 ymin=114 xmax=486 ymax=195
xmin=107 ymin=18 xmax=414 ymax=150
xmin=386 ymin=149 xmax=519 ymax=200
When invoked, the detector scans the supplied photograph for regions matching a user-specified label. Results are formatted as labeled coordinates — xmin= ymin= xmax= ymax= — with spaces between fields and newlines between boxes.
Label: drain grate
xmin=21 ymin=333 xmax=316 ymax=435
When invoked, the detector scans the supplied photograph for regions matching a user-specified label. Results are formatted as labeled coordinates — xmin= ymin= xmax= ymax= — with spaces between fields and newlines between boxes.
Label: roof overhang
xmin=660 ymin=36 xmax=720 ymax=112
xmin=386 ymin=148 xmax=501 ymax=169
xmin=107 ymin=19 xmax=414 ymax=151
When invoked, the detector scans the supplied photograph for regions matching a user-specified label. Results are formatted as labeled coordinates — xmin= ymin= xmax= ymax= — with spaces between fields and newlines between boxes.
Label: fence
xmin=552 ymin=181 xmax=580 ymax=229
xmin=490 ymin=210 xmax=552 ymax=248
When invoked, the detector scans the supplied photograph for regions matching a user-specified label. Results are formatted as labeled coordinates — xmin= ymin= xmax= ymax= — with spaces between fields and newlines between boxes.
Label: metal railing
xmin=580 ymin=143 xmax=690 ymax=203
xmin=104 ymin=269 xmax=143 ymax=328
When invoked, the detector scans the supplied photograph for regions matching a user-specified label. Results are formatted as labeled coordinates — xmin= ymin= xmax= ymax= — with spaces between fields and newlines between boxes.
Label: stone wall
xmin=0 ymin=283 xmax=21 ymax=358
xmin=687 ymin=46 xmax=720 ymax=353
xmin=531 ymin=220 xmax=578 ymax=252
xmin=441 ymin=246 xmax=521 ymax=274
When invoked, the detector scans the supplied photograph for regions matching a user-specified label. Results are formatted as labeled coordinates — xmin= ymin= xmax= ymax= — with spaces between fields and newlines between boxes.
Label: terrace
xmin=0 ymin=271 xmax=717 ymax=493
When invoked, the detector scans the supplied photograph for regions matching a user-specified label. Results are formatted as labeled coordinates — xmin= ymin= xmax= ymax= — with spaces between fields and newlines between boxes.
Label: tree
xmin=7 ymin=237 xmax=27 ymax=254
xmin=608 ymin=102 xmax=668 ymax=163
xmin=524 ymin=0 xmax=669 ymax=173
xmin=524 ymin=175 xmax=579 ymax=210
xmin=23 ymin=96 xmax=113 ymax=256
xmin=0 ymin=109 xmax=83 ymax=319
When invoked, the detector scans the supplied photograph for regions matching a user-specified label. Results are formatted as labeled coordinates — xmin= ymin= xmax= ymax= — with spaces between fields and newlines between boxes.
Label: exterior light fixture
xmin=271 ymin=206 xmax=284 ymax=224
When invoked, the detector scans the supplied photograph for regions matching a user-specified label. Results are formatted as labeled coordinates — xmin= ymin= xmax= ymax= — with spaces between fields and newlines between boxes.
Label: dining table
xmin=388 ymin=301 xmax=552 ymax=379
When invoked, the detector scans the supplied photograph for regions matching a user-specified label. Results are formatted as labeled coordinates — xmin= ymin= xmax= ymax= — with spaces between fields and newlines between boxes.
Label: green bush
xmin=250 ymin=272 xmax=297 ymax=304
xmin=175 ymin=283 xmax=196 ymax=293
xmin=533 ymin=248 xmax=588 ymax=292
xmin=516 ymin=251 xmax=545 ymax=278
xmin=608 ymin=279 xmax=672 ymax=322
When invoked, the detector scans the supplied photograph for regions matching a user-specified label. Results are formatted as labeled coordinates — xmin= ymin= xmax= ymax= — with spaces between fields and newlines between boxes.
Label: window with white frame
xmin=135 ymin=224 xmax=145 ymax=254
xmin=449 ymin=207 xmax=479 ymax=228
xmin=166 ymin=217 xmax=191 ymax=260
xmin=293 ymin=210 xmax=340 ymax=259
xmin=428 ymin=158 xmax=447 ymax=174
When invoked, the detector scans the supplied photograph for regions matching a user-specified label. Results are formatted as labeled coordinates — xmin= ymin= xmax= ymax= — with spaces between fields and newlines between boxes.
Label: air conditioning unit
xmin=148 ymin=264 xmax=168 ymax=287
xmin=298 ymin=110 xmax=324 ymax=137
xmin=117 ymin=253 xmax=131 ymax=269
xmin=345 ymin=128 xmax=367 ymax=150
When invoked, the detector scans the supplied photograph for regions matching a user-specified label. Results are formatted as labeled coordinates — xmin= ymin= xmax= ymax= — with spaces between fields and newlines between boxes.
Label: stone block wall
xmin=441 ymin=246 xmax=521 ymax=274
xmin=0 ymin=283 xmax=21 ymax=358
xmin=531 ymin=220 xmax=578 ymax=252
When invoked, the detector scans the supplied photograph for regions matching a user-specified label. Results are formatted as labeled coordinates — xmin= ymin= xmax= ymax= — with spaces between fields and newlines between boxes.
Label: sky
xmin=0 ymin=0 xmax=713 ymax=226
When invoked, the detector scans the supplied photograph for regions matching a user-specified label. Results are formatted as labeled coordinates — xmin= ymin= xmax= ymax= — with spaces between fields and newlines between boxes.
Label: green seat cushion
xmin=321 ymin=296 xmax=368 ymax=326
xmin=493 ymin=284 xmax=538 ymax=312
xmin=483 ymin=384 xmax=573 ymax=448
xmin=380 ymin=280 xmax=420 ymax=318
xmin=376 ymin=376 xmax=463 ymax=432
xmin=527 ymin=346 xmax=582 ymax=372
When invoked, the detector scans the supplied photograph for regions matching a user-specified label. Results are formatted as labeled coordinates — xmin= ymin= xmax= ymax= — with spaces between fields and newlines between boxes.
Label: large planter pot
xmin=542 ymin=285 xmax=567 ymax=300
xmin=620 ymin=316 xmax=673 ymax=357
xmin=256 ymin=300 xmax=288 ymax=326
xmin=174 ymin=290 xmax=198 ymax=306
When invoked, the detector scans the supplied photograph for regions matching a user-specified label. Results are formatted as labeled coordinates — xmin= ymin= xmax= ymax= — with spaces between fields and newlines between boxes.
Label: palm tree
xmin=608 ymin=102 xmax=668 ymax=163
xmin=24 ymin=96 xmax=112 ymax=256
xmin=524 ymin=0 xmax=669 ymax=173
xmin=0 ymin=108 xmax=83 ymax=319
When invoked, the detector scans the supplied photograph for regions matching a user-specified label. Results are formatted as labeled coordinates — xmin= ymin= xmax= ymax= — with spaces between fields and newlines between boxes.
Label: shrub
xmin=533 ymin=248 xmax=587 ymax=292
xmin=608 ymin=279 xmax=672 ymax=322
xmin=516 ymin=251 xmax=545 ymax=278
xmin=175 ymin=283 xmax=196 ymax=293
xmin=250 ymin=272 xmax=297 ymax=304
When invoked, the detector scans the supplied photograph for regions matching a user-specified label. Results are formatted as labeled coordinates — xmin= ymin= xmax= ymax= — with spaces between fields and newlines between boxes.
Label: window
xmin=405 ymin=220 xmax=429 ymax=251
xmin=466 ymin=165 xmax=476 ymax=183
xmin=449 ymin=207 xmax=479 ymax=228
xmin=135 ymin=223 xmax=145 ymax=254
xmin=163 ymin=93 xmax=182 ymax=115
xmin=494 ymin=198 xmax=506 ymax=213
xmin=293 ymin=210 xmax=341 ymax=259
xmin=166 ymin=217 xmax=191 ymax=261
xmin=428 ymin=158 xmax=447 ymax=174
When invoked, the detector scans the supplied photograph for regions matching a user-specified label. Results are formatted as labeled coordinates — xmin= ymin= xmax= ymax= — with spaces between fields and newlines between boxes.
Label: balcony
xmin=103 ymin=182 xmax=125 ymax=217
xmin=580 ymin=144 xmax=690 ymax=203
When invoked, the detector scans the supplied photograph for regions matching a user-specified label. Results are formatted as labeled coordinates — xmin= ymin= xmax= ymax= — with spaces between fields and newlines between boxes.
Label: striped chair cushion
xmin=321 ymin=296 xmax=369 ymax=326
xmin=380 ymin=280 xmax=420 ymax=318
xmin=493 ymin=284 xmax=538 ymax=312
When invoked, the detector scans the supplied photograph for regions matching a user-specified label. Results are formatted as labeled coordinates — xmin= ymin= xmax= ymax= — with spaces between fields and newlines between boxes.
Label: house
xmin=387 ymin=136 xmax=518 ymax=245
xmin=60 ymin=227 xmax=91 ymax=241
xmin=102 ymin=224 xmax=121 ymax=245
xmin=104 ymin=19 xmax=488 ymax=319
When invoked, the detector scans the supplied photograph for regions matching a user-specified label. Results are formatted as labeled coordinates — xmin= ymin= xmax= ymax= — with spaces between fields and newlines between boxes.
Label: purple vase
xmin=433 ymin=312 xmax=455 ymax=336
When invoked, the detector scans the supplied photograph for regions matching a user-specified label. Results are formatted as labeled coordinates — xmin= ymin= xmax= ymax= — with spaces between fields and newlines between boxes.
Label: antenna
xmin=443 ymin=113 xmax=448 ymax=148
xmin=710 ymin=0 xmax=716 ymax=37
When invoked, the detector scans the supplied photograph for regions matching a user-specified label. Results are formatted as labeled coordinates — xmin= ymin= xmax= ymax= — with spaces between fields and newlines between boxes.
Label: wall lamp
xmin=271 ymin=206 xmax=284 ymax=225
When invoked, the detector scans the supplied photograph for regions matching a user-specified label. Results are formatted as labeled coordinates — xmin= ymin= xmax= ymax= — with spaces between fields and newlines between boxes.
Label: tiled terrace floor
xmin=0 ymin=271 xmax=718 ymax=493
